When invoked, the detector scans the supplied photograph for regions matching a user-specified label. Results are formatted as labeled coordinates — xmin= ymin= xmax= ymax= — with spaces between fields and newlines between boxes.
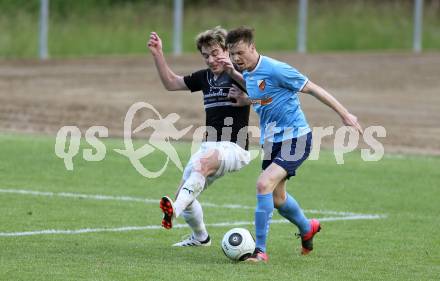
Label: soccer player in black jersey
xmin=147 ymin=27 xmax=251 ymax=246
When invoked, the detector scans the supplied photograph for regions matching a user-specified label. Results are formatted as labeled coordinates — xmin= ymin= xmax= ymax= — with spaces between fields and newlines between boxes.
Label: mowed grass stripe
xmin=0 ymin=135 xmax=438 ymax=281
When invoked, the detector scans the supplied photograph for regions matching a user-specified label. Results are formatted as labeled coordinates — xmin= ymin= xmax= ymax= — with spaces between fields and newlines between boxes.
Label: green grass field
xmin=1 ymin=0 xmax=440 ymax=58
xmin=0 ymin=134 xmax=439 ymax=280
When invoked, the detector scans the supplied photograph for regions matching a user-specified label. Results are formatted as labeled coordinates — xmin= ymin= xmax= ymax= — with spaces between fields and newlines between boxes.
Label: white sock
xmin=174 ymin=172 xmax=206 ymax=217
xmin=182 ymin=199 xmax=208 ymax=241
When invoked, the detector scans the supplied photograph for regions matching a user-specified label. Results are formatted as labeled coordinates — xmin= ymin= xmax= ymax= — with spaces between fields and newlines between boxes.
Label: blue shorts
xmin=262 ymin=132 xmax=312 ymax=179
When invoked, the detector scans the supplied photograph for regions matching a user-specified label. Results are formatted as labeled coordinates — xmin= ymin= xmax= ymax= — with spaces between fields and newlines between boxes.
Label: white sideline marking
xmin=0 ymin=214 xmax=386 ymax=237
xmin=0 ymin=188 xmax=157 ymax=204
xmin=0 ymin=188 xmax=366 ymax=216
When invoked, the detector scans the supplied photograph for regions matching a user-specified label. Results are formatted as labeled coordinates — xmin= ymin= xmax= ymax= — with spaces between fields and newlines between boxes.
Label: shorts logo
xmin=258 ymin=80 xmax=266 ymax=91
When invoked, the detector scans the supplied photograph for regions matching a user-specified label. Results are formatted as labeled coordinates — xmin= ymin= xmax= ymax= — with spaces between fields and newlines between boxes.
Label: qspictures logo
xmin=55 ymin=102 xmax=192 ymax=178
xmin=55 ymin=102 xmax=386 ymax=178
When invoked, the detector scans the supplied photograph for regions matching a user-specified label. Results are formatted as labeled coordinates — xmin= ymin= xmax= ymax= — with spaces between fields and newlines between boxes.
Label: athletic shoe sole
xmin=159 ymin=196 xmax=174 ymax=229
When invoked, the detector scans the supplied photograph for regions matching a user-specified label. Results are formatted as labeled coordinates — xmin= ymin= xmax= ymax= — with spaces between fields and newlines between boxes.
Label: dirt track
xmin=0 ymin=52 xmax=439 ymax=155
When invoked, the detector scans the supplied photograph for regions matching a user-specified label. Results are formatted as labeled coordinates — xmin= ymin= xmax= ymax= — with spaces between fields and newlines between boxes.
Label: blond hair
xmin=195 ymin=26 xmax=227 ymax=52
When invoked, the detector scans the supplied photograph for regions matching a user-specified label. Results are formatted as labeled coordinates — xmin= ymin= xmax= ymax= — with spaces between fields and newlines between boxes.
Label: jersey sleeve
xmin=273 ymin=62 xmax=308 ymax=93
xmin=183 ymin=70 xmax=205 ymax=92
xmin=231 ymin=79 xmax=247 ymax=93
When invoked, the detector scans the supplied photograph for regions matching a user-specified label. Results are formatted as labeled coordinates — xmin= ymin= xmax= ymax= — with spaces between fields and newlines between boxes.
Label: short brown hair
xmin=225 ymin=26 xmax=255 ymax=47
xmin=195 ymin=26 xmax=227 ymax=52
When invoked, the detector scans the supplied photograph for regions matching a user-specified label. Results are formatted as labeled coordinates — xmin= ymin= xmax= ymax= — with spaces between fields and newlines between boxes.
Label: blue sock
xmin=255 ymin=193 xmax=274 ymax=253
xmin=277 ymin=193 xmax=310 ymax=234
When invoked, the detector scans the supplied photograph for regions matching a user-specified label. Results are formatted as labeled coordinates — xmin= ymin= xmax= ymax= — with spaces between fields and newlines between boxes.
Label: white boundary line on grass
xmin=0 ymin=188 xmax=158 ymax=204
xmin=0 ymin=215 xmax=386 ymax=237
xmin=0 ymin=188 xmax=366 ymax=216
xmin=0 ymin=188 xmax=387 ymax=237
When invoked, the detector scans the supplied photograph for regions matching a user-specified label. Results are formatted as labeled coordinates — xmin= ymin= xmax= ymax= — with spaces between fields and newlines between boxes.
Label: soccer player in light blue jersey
xmin=223 ymin=26 xmax=363 ymax=263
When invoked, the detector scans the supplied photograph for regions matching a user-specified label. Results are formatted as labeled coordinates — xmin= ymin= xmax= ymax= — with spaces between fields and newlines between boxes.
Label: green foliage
xmin=0 ymin=0 xmax=439 ymax=58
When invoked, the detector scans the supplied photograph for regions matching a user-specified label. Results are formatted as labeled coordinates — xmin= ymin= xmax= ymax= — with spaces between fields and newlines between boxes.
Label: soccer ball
xmin=221 ymin=228 xmax=255 ymax=261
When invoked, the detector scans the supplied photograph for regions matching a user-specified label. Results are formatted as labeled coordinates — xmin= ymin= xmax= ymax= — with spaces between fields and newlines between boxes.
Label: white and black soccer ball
xmin=221 ymin=228 xmax=255 ymax=261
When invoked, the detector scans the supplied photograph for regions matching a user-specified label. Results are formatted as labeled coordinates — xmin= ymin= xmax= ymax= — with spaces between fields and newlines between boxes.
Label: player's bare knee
xmin=192 ymin=163 xmax=208 ymax=177
xmin=195 ymin=151 xmax=220 ymax=177
xmin=256 ymin=178 xmax=272 ymax=194
xmin=193 ymin=160 xmax=215 ymax=177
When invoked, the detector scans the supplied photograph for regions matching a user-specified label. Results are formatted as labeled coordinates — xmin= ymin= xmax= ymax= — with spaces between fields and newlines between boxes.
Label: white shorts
xmin=182 ymin=141 xmax=251 ymax=188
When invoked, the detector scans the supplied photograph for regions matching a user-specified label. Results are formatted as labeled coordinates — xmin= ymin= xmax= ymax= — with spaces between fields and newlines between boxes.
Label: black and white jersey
xmin=184 ymin=69 xmax=250 ymax=149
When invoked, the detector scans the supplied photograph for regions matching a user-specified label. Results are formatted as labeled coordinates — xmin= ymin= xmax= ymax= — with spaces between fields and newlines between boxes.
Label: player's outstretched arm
xmin=147 ymin=32 xmax=188 ymax=91
xmin=301 ymin=81 xmax=363 ymax=134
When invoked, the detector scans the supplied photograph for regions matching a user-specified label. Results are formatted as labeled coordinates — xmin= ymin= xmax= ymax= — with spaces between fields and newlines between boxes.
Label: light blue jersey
xmin=243 ymin=56 xmax=311 ymax=144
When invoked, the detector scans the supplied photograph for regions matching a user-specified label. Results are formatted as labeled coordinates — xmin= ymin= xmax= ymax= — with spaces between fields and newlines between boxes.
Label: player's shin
xmin=174 ymin=171 xmax=206 ymax=217
xmin=182 ymin=199 xmax=209 ymax=241
xmin=254 ymin=193 xmax=274 ymax=253
xmin=277 ymin=193 xmax=310 ymax=234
